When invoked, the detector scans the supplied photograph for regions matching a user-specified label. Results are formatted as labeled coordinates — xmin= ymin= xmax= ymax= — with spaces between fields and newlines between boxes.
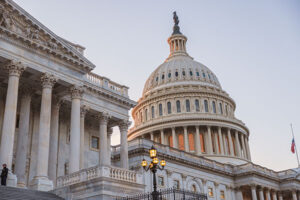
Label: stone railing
xmin=56 ymin=165 xmax=143 ymax=188
xmin=85 ymin=72 xmax=129 ymax=97
xmin=234 ymin=163 xmax=279 ymax=178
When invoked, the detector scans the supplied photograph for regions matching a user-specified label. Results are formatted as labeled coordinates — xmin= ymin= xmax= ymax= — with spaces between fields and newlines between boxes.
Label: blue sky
xmin=14 ymin=0 xmax=300 ymax=171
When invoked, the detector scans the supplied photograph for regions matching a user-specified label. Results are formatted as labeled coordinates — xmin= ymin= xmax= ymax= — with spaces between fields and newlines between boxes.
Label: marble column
xmin=235 ymin=131 xmax=241 ymax=157
xmin=119 ymin=120 xmax=129 ymax=169
xmin=214 ymin=131 xmax=219 ymax=154
xmin=80 ymin=105 xmax=88 ymax=169
xmin=99 ymin=113 xmax=109 ymax=166
xmin=251 ymin=185 xmax=257 ymax=200
xmin=292 ymin=190 xmax=297 ymax=200
xmin=0 ymin=90 xmax=5 ymax=145
xmin=160 ymin=129 xmax=165 ymax=145
xmin=278 ymin=192 xmax=283 ymax=200
xmin=172 ymin=128 xmax=178 ymax=148
xmin=272 ymin=191 xmax=278 ymax=200
xmin=15 ymin=87 xmax=33 ymax=187
xmin=0 ymin=61 xmax=25 ymax=170
xmin=195 ymin=126 xmax=201 ymax=155
xmin=218 ymin=127 xmax=224 ymax=155
xmin=241 ymin=134 xmax=247 ymax=159
xmin=259 ymin=188 xmax=265 ymax=200
xmin=245 ymin=136 xmax=251 ymax=160
xmin=235 ymin=187 xmax=243 ymax=200
xmin=207 ymin=126 xmax=213 ymax=154
xmin=31 ymin=73 xmax=56 ymax=191
xmin=69 ymin=86 xmax=82 ymax=173
xmin=48 ymin=98 xmax=61 ymax=184
xmin=183 ymin=126 xmax=189 ymax=152
xmin=266 ymin=189 xmax=271 ymax=200
xmin=107 ymin=128 xmax=113 ymax=166
xmin=227 ymin=129 xmax=234 ymax=156
xmin=223 ymin=133 xmax=228 ymax=155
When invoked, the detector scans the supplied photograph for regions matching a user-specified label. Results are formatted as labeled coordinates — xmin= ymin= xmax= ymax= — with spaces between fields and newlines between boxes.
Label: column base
xmin=7 ymin=172 xmax=17 ymax=187
xmin=17 ymin=182 xmax=27 ymax=188
xmin=30 ymin=176 xmax=53 ymax=191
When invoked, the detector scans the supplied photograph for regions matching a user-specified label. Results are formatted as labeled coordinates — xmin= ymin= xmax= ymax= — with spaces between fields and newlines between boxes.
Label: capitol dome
xmin=128 ymin=13 xmax=251 ymax=165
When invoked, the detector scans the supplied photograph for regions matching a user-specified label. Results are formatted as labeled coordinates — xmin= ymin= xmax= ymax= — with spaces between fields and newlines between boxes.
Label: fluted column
xmin=241 ymin=134 xmax=247 ymax=159
xmin=31 ymin=73 xmax=56 ymax=191
xmin=99 ymin=113 xmax=109 ymax=166
xmin=227 ymin=129 xmax=234 ymax=156
xmin=172 ymin=128 xmax=178 ymax=148
xmin=259 ymin=188 xmax=265 ymax=200
xmin=119 ymin=120 xmax=129 ymax=169
xmin=272 ymin=191 xmax=278 ymax=200
xmin=235 ymin=131 xmax=241 ymax=157
xmin=160 ymin=129 xmax=165 ymax=145
xmin=207 ymin=126 xmax=213 ymax=154
xmin=15 ymin=87 xmax=33 ymax=187
xmin=80 ymin=105 xmax=88 ymax=169
xmin=292 ymin=190 xmax=297 ymax=200
xmin=245 ymin=136 xmax=251 ymax=160
xmin=218 ymin=127 xmax=224 ymax=155
xmin=48 ymin=98 xmax=61 ymax=185
xmin=0 ymin=61 xmax=25 ymax=169
xmin=183 ymin=126 xmax=189 ymax=152
xmin=69 ymin=86 xmax=82 ymax=173
xmin=107 ymin=128 xmax=113 ymax=166
xmin=251 ymin=185 xmax=257 ymax=200
xmin=195 ymin=126 xmax=201 ymax=155
xmin=266 ymin=189 xmax=271 ymax=200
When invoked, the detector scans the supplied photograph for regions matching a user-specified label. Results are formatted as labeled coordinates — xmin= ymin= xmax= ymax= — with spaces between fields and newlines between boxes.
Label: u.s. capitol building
xmin=0 ymin=0 xmax=299 ymax=199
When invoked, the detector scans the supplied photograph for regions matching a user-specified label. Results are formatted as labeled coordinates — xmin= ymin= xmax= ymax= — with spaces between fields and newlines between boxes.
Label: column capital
xmin=41 ymin=73 xmax=57 ymax=89
xmin=119 ymin=119 xmax=131 ymax=132
xmin=70 ymin=85 xmax=83 ymax=99
xmin=98 ymin=112 xmax=110 ymax=125
xmin=107 ymin=127 xmax=113 ymax=136
xmin=5 ymin=60 xmax=26 ymax=77
xmin=80 ymin=105 xmax=89 ymax=118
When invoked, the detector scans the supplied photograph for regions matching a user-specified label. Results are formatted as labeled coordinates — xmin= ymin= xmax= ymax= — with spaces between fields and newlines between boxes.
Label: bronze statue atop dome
xmin=172 ymin=11 xmax=181 ymax=35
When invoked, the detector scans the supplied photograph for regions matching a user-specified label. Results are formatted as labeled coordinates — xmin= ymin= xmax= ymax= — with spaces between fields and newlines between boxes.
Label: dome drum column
xmin=195 ymin=126 xmax=201 ymax=155
xmin=172 ymin=128 xmax=178 ymax=149
xmin=234 ymin=131 xmax=241 ymax=157
xmin=218 ymin=127 xmax=224 ymax=155
xmin=183 ymin=126 xmax=189 ymax=152
xmin=227 ymin=129 xmax=235 ymax=156
xmin=206 ymin=126 xmax=213 ymax=154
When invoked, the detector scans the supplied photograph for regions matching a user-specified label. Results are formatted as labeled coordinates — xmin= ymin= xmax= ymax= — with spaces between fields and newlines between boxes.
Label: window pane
xmin=176 ymin=100 xmax=181 ymax=113
xmin=159 ymin=104 xmax=163 ymax=116
xmin=91 ymin=136 xmax=99 ymax=149
xmin=151 ymin=106 xmax=155 ymax=118
xmin=195 ymin=99 xmax=200 ymax=112
xmin=219 ymin=103 xmax=223 ymax=114
xmin=204 ymin=100 xmax=209 ymax=112
xmin=167 ymin=102 xmax=172 ymax=114
xmin=186 ymin=99 xmax=190 ymax=112
xmin=212 ymin=101 xmax=216 ymax=113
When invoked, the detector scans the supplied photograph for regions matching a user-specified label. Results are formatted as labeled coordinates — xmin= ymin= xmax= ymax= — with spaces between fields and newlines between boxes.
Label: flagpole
xmin=291 ymin=124 xmax=300 ymax=168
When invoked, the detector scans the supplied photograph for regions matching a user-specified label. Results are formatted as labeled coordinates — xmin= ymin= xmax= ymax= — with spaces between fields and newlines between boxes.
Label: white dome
xmin=143 ymin=55 xmax=221 ymax=95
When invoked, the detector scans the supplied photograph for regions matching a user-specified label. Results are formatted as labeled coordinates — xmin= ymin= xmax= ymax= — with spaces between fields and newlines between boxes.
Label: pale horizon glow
xmin=14 ymin=0 xmax=300 ymax=171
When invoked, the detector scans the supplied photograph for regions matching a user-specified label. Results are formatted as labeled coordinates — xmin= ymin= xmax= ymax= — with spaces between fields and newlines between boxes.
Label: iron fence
xmin=116 ymin=188 xmax=207 ymax=200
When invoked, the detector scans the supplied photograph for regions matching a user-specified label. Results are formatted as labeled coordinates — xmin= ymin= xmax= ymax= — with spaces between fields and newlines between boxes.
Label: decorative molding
xmin=70 ymin=85 xmax=83 ymax=99
xmin=40 ymin=73 xmax=57 ymax=89
xmin=4 ymin=60 xmax=26 ymax=77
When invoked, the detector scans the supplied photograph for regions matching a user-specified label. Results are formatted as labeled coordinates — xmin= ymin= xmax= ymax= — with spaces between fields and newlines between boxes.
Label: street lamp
xmin=141 ymin=145 xmax=166 ymax=200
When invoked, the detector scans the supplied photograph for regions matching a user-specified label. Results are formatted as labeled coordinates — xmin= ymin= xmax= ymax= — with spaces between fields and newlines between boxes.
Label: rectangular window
xmin=158 ymin=176 xmax=164 ymax=187
xmin=220 ymin=190 xmax=225 ymax=199
xmin=173 ymin=180 xmax=180 ymax=189
xmin=208 ymin=187 xmax=214 ymax=197
xmin=91 ymin=136 xmax=100 ymax=150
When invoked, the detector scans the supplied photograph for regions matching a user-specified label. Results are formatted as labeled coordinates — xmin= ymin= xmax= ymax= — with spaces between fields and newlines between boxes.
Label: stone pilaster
xmin=80 ymin=105 xmax=88 ymax=169
xmin=245 ymin=136 xmax=251 ymax=160
xmin=99 ymin=113 xmax=109 ymax=166
xmin=15 ymin=86 xmax=34 ymax=188
xmin=0 ymin=61 xmax=25 ymax=172
xmin=272 ymin=191 xmax=278 ymax=200
xmin=235 ymin=187 xmax=243 ymax=200
xmin=69 ymin=86 xmax=83 ymax=173
xmin=31 ymin=73 xmax=56 ymax=191
xmin=241 ymin=134 xmax=247 ymax=159
xmin=172 ymin=128 xmax=177 ymax=148
xmin=119 ymin=120 xmax=130 ymax=169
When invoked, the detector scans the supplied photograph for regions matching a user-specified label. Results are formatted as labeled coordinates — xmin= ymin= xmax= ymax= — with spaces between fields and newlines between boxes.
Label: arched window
xmin=167 ymin=102 xmax=172 ymax=114
xmin=204 ymin=100 xmax=209 ymax=113
xmin=192 ymin=185 xmax=197 ymax=192
xmin=186 ymin=99 xmax=190 ymax=112
xmin=202 ymin=72 xmax=206 ymax=78
xmin=195 ymin=99 xmax=200 ymax=112
xmin=182 ymin=71 xmax=186 ymax=76
xmin=196 ymin=71 xmax=200 ymax=77
xmin=212 ymin=101 xmax=216 ymax=114
xmin=225 ymin=105 xmax=228 ymax=116
xmin=189 ymin=71 xmax=193 ymax=76
xmin=219 ymin=103 xmax=223 ymax=114
xmin=175 ymin=71 xmax=179 ymax=77
xmin=161 ymin=74 xmax=165 ymax=80
xmin=176 ymin=100 xmax=181 ymax=113
xmin=156 ymin=77 xmax=159 ymax=82
xmin=168 ymin=72 xmax=171 ymax=78
xmin=151 ymin=106 xmax=155 ymax=119
xmin=159 ymin=104 xmax=163 ymax=116
xmin=145 ymin=109 xmax=148 ymax=121
xmin=140 ymin=111 xmax=143 ymax=122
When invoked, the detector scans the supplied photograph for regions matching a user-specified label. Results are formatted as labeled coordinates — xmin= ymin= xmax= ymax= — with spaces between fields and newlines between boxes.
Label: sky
xmin=14 ymin=0 xmax=300 ymax=171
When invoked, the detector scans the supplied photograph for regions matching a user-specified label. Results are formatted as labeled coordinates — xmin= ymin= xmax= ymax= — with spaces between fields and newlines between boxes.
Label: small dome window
xmin=175 ymin=71 xmax=179 ymax=77
xmin=156 ymin=77 xmax=159 ymax=82
xmin=196 ymin=71 xmax=200 ymax=77
xmin=182 ymin=71 xmax=186 ymax=76
xmin=208 ymin=74 xmax=211 ymax=80
xmin=202 ymin=72 xmax=206 ymax=78
xmin=168 ymin=73 xmax=171 ymax=78
xmin=162 ymin=74 xmax=165 ymax=79
xmin=190 ymin=71 xmax=193 ymax=76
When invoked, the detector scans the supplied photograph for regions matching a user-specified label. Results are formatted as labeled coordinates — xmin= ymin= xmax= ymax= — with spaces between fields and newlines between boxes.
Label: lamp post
xmin=141 ymin=145 xmax=166 ymax=200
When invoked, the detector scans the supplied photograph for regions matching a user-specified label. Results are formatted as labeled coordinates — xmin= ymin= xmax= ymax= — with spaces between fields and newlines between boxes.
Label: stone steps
xmin=0 ymin=186 xmax=64 ymax=200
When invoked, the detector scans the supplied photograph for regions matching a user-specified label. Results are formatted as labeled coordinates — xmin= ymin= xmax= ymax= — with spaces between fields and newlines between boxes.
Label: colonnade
xmin=145 ymin=125 xmax=251 ymax=160
xmin=0 ymin=60 xmax=129 ymax=190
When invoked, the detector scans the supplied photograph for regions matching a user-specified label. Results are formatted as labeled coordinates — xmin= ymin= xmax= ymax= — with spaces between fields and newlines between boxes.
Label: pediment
xmin=0 ymin=0 xmax=95 ymax=72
